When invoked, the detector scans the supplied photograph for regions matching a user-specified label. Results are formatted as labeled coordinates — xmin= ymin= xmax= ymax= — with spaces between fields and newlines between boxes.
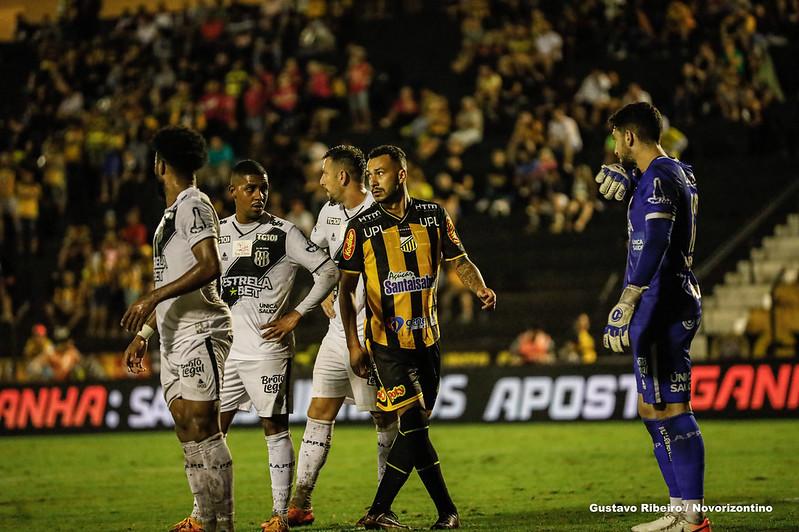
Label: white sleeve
xmin=177 ymin=198 xmax=219 ymax=249
xmin=286 ymin=225 xmax=330 ymax=273
xmin=310 ymin=206 xmax=329 ymax=248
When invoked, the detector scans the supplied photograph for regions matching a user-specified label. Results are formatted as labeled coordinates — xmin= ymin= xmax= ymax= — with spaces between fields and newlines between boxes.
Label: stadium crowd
xmin=1 ymin=0 xmax=797 ymax=382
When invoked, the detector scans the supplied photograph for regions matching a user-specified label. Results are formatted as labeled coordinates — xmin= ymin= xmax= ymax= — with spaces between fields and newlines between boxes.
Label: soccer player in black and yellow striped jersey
xmin=338 ymin=145 xmax=496 ymax=530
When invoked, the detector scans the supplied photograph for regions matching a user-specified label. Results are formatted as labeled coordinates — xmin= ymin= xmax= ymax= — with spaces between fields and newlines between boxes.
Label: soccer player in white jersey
xmin=121 ymin=126 xmax=234 ymax=532
xmin=216 ymin=159 xmax=339 ymax=532
xmin=287 ymin=145 xmax=399 ymax=527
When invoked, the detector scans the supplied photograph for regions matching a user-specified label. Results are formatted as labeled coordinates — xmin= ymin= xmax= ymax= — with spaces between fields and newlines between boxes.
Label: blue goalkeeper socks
xmin=661 ymin=413 xmax=705 ymax=501
xmin=644 ymin=418 xmax=682 ymax=501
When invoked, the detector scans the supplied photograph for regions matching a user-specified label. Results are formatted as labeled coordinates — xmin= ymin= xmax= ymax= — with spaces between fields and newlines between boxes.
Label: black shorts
xmin=369 ymin=342 xmax=441 ymax=412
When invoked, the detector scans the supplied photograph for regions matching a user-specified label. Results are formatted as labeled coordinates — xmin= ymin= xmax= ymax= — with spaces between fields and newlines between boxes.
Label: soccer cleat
xmin=168 ymin=516 xmax=206 ymax=532
xmin=631 ymin=512 xmax=680 ymax=532
xmin=287 ymin=506 xmax=315 ymax=527
xmin=261 ymin=514 xmax=290 ymax=532
xmin=431 ymin=513 xmax=460 ymax=529
xmin=356 ymin=511 xmax=410 ymax=529
xmin=669 ymin=517 xmax=712 ymax=532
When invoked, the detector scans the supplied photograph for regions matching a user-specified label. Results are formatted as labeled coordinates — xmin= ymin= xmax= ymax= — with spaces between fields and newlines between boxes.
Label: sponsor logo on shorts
xmin=262 ymin=374 xmax=285 ymax=394
xmin=182 ymin=358 xmax=205 ymax=378
xmin=669 ymin=372 xmax=691 ymax=393
xmin=342 ymin=228 xmax=356 ymax=260
xmin=377 ymin=385 xmax=406 ymax=404
xmin=383 ymin=271 xmax=434 ymax=295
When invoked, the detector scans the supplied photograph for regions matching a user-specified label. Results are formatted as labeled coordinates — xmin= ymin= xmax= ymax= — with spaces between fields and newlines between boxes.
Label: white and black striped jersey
xmin=219 ymin=214 xmax=331 ymax=360
xmin=152 ymin=187 xmax=232 ymax=352
xmin=310 ymin=193 xmax=374 ymax=341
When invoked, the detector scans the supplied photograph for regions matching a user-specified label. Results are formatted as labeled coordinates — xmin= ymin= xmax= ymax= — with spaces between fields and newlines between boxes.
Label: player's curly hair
xmin=368 ymin=145 xmax=407 ymax=171
xmin=152 ymin=126 xmax=208 ymax=178
xmin=231 ymin=159 xmax=269 ymax=182
xmin=608 ymin=102 xmax=663 ymax=144
xmin=323 ymin=145 xmax=366 ymax=182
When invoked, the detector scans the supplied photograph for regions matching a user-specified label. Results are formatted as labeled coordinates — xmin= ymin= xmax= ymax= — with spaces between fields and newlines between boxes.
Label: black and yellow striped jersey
xmin=338 ymin=198 xmax=467 ymax=350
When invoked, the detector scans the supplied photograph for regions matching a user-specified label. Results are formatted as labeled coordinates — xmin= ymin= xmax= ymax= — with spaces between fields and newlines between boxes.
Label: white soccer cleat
xmin=667 ymin=516 xmax=712 ymax=531
xmin=631 ymin=514 xmax=712 ymax=532
xmin=631 ymin=512 xmax=680 ymax=532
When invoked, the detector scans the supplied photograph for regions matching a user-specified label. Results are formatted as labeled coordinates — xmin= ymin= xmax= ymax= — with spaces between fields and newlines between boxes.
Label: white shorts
xmin=161 ymin=333 xmax=231 ymax=407
xmin=311 ymin=333 xmax=377 ymax=411
xmin=219 ymin=357 xmax=292 ymax=417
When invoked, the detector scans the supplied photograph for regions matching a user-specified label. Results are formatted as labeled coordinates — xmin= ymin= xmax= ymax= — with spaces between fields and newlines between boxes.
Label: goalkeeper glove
xmin=603 ymin=284 xmax=645 ymax=353
xmin=595 ymin=164 xmax=634 ymax=201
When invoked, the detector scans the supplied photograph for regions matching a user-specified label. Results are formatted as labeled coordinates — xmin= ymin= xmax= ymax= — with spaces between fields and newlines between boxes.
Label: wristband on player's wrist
xmin=137 ymin=324 xmax=155 ymax=340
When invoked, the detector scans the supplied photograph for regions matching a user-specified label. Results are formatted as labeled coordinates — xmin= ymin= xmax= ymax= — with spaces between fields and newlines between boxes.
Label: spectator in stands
xmin=15 ymin=166 xmax=42 ymax=255
xmin=574 ymin=313 xmax=596 ymax=364
xmin=49 ymin=330 xmax=83 ymax=382
xmin=0 ymin=153 xmax=18 ymax=245
xmin=346 ymin=46 xmax=373 ymax=131
xmin=511 ymin=325 xmax=555 ymax=364
xmin=22 ymin=324 xmax=54 ymax=382
xmin=286 ymin=197 xmax=315 ymax=237
xmin=547 ymin=107 xmax=583 ymax=173
xmin=380 ymin=86 xmax=419 ymax=129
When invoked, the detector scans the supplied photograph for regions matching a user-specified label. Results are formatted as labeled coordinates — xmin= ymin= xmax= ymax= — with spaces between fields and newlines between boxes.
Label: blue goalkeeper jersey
xmin=626 ymin=156 xmax=701 ymax=306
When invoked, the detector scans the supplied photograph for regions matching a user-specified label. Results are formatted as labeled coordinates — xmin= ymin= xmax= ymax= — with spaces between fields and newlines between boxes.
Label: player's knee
xmin=307 ymin=397 xmax=342 ymax=421
xmin=398 ymin=406 xmax=428 ymax=435
xmin=262 ymin=414 xmax=289 ymax=436
xmin=371 ymin=409 xmax=397 ymax=429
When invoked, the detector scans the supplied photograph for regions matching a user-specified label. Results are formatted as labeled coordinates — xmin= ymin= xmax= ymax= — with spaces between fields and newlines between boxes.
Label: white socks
xmin=669 ymin=496 xmax=683 ymax=513
xmin=376 ymin=421 xmax=398 ymax=483
xmin=293 ymin=418 xmax=333 ymax=510
xmin=266 ymin=430 xmax=295 ymax=516
xmin=683 ymin=498 xmax=704 ymax=524
xmin=182 ymin=441 xmax=214 ymax=526
xmin=199 ymin=433 xmax=235 ymax=532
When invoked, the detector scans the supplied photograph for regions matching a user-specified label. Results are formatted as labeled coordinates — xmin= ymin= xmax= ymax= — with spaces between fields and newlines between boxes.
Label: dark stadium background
xmin=0 ymin=0 xmax=797 ymax=410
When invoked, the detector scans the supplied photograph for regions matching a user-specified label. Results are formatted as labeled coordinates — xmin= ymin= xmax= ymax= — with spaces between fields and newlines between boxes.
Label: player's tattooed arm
xmin=452 ymin=255 xmax=497 ymax=311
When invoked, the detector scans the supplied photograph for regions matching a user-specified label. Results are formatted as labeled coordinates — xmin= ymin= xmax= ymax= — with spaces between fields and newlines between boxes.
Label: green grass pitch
xmin=1 ymin=420 xmax=797 ymax=531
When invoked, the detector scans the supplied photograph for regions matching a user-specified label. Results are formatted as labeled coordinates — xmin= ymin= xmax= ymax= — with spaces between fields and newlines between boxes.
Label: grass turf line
xmin=0 ymin=420 xmax=797 ymax=530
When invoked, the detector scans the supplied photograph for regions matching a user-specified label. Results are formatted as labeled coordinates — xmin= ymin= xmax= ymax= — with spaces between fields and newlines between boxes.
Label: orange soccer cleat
xmin=287 ymin=506 xmax=315 ymax=527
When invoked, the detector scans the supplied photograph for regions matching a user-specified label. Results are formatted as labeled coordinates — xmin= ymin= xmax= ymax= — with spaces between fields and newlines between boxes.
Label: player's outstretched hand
xmin=603 ymin=285 xmax=644 ymax=353
xmin=120 ymin=293 xmax=157 ymax=334
xmin=477 ymin=287 xmax=497 ymax=311
xmin=261 ymin=310 xmax=302 ymax=342
xmin=321 ymin=291 xmax=336 ymax=319
xmin=124 ymin=335 xmax=148 ymax=374
xmin=595 ymin=164 xmax=632 ymax=201
xmin=349 ymin=345 xmax=370 ymax=379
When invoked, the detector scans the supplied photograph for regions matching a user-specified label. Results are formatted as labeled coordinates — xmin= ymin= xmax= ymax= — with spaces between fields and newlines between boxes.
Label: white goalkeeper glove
xmin=603 ymin=284 xmax=645 ymax=353
xmin=595 ymin=164 xmax=633 ymax=201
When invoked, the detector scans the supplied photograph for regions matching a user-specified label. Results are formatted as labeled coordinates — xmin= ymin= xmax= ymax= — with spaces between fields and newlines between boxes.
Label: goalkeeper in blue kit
xmin=596 ymin=102 xmax=711 ymax=532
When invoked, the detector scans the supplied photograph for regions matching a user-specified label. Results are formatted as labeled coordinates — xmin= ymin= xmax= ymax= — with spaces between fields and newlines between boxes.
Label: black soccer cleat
xmin=356 ymin=510 xmax=410 ymax=529
xmin=431 ymin=513 xmax=460 ymax=529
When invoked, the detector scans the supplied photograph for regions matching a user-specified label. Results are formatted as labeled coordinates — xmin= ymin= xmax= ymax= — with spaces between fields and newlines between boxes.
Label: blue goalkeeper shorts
xmin=630 ymin=297 xmax=701 ymax=405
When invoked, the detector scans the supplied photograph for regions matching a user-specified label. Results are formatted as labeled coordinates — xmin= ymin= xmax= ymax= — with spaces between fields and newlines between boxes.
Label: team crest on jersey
xmin=343 ymin=228 xmax=356 ymax=260
xmin=446 ymin=216 xmax=461 ymax=246
xmin=253 ymin=248 xmax=270 ymax=267
xmin=400 ymin=233 xmax=417 ymax=253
